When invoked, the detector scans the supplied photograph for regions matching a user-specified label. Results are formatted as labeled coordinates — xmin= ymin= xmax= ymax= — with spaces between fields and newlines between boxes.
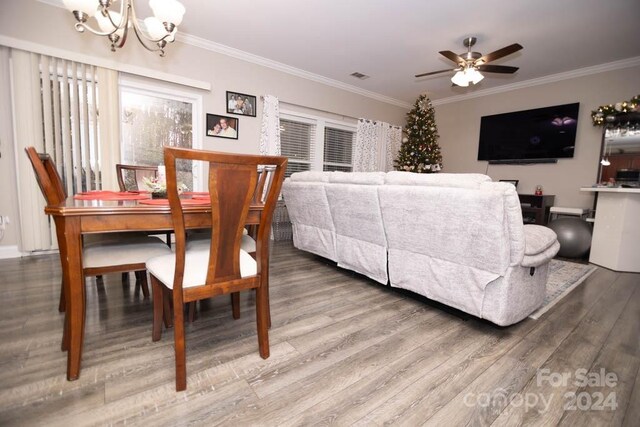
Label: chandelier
xmin=62 ymin=0 xmax=186 ymax=56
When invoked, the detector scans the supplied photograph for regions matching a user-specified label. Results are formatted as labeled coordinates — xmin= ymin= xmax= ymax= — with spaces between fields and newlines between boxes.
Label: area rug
xmin=529 ymin=260 xmax=597 ymax=319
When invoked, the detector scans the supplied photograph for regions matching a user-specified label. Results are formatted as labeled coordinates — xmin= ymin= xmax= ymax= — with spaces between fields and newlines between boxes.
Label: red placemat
xmin=74 ymin=191 xmax=151 ymax=201
xmin=138 ymin=198 xmax=211 ymax=206
xmin=182 ymin=191 xmax=209 ymax=196
xmin=191 ymin=194 xmax=211 ymax=200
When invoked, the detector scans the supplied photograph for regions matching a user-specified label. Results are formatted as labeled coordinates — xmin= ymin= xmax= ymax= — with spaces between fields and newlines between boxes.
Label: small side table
xmin=518 ymin=194 xmax=555 ymax=225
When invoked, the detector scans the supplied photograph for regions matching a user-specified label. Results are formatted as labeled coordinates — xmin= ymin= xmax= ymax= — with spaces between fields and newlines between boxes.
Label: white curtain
xmin=384 ymin=125 xmax=402 ymax=172
xmin=10 ymin=49 xmax=120 ymax=251
xmin=259 ymin=94 xmax=281 ymax=155
xmin=354 ymin=119 xmax=402 ymax=172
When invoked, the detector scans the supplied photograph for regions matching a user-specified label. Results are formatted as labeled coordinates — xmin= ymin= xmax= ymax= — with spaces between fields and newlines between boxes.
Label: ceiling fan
xmin=415 ymin=37 xmax=523 ymax=87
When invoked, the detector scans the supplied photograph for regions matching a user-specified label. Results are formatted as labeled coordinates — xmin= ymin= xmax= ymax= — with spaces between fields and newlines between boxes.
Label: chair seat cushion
xmin=186 ymin=232 xmax=256 ymax=253
xmin=83 ymin=236 xmax=172 ymax=269
xmin=146 ymin=248 xmax=257 ymax=289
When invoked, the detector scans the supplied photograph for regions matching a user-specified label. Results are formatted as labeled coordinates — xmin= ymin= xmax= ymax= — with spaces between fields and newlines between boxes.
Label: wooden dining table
xmin=45 ymin=196 xmax=264 ymax=380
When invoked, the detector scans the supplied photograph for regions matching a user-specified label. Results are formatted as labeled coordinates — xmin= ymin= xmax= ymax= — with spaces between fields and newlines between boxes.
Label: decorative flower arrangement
xmin=142 ymin=176 xmax=187 ymax=198
xmin=591 ymin=95 xmax=640 ymax=126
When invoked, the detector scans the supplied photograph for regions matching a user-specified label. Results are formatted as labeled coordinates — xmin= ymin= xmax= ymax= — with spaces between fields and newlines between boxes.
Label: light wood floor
xmin=0 ymin=242 xmax=638 ymax=426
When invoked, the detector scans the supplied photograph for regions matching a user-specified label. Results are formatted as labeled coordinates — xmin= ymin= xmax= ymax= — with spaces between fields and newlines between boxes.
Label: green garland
xmin=591 ymin=95 xmax=640 ymax=126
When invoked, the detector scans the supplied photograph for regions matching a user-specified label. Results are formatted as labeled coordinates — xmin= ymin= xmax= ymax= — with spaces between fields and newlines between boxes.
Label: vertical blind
xmin=12 ymin=49 xmax=116 ymax=251
xmin=280 ymin=118 xmax=317 ymax=177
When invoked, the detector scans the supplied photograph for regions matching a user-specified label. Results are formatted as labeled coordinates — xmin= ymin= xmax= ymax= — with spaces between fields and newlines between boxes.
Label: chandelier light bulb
xmin=96 ymin=10 xmax=124 ymax=37
xmin=62 ymin=0 xmax=97 ymax=17
xmin=150 ymin=0 xmax=186 ymax=27
xmin=143 ymin=16 xmax=168 ymax=40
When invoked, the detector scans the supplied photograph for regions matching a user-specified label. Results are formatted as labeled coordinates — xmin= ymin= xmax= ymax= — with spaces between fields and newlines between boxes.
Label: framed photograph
xmin=226 ymin=91 xmax=257 ymax=117
xmin=499 ymin=179 xmax=519 ymax=189
xmin=206 ymin=114 xmax=238 ymax=139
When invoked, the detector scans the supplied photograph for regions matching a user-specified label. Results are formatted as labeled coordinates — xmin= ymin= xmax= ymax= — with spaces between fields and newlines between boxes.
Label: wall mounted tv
xmin=478 ymin=103 xmax=580 ymax=164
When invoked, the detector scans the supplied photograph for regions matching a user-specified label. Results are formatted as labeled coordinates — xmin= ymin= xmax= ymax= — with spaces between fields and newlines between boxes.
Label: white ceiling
xmin=80 ymin=0 xmax=640 ymax=105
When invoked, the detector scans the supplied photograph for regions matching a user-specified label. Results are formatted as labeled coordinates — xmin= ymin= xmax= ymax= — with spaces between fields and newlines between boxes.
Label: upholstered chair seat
xmin=147 ymin=248 xmax=257 ymax=289
xmin=185 ymin=232 xmax=257 ymax=254
xmin=84 ymin=236 xmax=172 ymax=269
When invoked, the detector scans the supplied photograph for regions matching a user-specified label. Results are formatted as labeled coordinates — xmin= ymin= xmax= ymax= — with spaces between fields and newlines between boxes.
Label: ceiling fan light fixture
xmin=469 ymin=68 xmax=484 ymax=84
xmin=451 ymin=70 xmax=469 ymax=87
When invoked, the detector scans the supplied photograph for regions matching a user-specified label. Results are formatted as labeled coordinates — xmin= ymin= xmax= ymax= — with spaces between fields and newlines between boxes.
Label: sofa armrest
xmin=521 ymin=225 xmax=559 ymax=267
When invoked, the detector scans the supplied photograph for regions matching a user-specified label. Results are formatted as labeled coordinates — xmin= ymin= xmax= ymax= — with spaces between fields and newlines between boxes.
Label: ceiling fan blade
xmin=476 ymin=64 xmax=519 ymax=74
xmin=415 ymin=68 xmax=456 ymax=78
xmin=476 ymin=43 xmax=523 ymax=64
xmin=439 ymin=50 xmax=467 ymax=66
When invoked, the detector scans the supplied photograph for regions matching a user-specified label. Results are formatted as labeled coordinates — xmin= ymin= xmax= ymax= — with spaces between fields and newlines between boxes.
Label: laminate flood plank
xmin=622 ymin=367 xmax=640 ymax=427
xmin=557 ymin=277 xmax=640 ymax=426
xmin=284 ymin=319 xmax=492 ymax=426
xmin=248 ymin=301 xmax=441 ymax=399
xmin=215 ymin=312 xmax=462 ymax=426
xmin=356 ymin=328 xmax=524 ymax=425
xmin=514 ymin=267 xmax=619 ymax=347
xmin=424 ymin=336 xmax=557 ymax=426
xmin=1 ymin=245 xmax=639 ymax=426
xmin=490 ymin=269 xmax=638 ymax=426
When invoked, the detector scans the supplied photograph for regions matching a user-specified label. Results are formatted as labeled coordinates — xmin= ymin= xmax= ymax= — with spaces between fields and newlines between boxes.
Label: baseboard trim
xmin=0 ymin=245 xmax=24 ymax=259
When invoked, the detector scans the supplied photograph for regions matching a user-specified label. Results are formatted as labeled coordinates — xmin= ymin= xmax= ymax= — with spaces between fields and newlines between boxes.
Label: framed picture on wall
xmin=206 ymin=114 xmax=239 ymax=139
xmin=226 ymin=91 xmax=257 ymax=117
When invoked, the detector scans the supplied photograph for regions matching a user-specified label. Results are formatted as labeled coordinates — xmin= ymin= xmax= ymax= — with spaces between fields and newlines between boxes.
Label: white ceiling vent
xmin=350 ymin=72 xmax=370 ymax=80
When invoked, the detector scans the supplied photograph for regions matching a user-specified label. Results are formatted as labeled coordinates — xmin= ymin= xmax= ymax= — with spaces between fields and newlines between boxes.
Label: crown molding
xmin=177 ymin=33 xmax=411 ymax=108
xmin=432 ymin=56 xmax=640 ymax=106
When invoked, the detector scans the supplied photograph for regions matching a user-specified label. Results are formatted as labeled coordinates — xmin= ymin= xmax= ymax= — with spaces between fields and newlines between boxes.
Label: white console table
xmin=580 ymin=187 xmax=640 ymax=273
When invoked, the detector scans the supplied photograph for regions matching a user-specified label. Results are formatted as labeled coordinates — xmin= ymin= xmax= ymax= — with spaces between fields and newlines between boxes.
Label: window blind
xmin=280 ymin=118 xmax=316 ymax=177
xmin=323 ymin=126 xmax=354 ymax=172
xmin=12 ymin=50 xmax=114 ymax=251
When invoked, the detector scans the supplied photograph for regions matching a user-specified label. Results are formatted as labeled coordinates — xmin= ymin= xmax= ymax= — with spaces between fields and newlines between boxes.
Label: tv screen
xmin=477 ymin=103 xmax=579 ymax=163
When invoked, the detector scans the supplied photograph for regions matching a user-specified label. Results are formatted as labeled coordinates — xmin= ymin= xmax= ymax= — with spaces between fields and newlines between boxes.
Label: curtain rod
xmin=357 ymin=118 xmax=403 ymax=129
xmin=260 ymin=95 xmax=402 ymax=128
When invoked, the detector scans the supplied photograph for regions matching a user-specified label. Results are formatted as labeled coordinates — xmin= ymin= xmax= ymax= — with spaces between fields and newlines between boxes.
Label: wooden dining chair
xmin=116 ymin=163 xmax=160 ymax=192
xmin=25 ymin=147 xmax=172 ymax=321
xmin=146 ymin=147 xmax=287 ymax=391
xmin=116 ymin=163 xmax=173 ymax=248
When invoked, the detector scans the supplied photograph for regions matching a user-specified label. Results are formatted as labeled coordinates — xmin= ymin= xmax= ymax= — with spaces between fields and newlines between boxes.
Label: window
xmin=323 ymin=126 xmax=355 ymax=172
xmin=119 ymin=79 xmax=202 ymax=190
xmin=280 ymin=118 xmax=316 ymax=177
xmin=279 ymin=112 xmax=355 ymax=176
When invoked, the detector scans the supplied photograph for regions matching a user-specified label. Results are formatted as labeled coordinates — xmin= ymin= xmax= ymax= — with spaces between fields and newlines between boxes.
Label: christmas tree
xmin=395 ymin=94 xmax=442 ymax=173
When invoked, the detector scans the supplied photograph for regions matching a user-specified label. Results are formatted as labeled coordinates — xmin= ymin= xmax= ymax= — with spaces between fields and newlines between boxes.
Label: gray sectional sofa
xmin=282 ymin=171 xmax=560 ymax=326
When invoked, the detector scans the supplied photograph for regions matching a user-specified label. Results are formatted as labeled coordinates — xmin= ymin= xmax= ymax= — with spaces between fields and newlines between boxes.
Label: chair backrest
xmin=25 ymin=147 xmax=66 ymax=205
xmin=163 ymin=147 xmax=287 ymax=289
xmin=116 ymin=164 xmax=159 ymax=191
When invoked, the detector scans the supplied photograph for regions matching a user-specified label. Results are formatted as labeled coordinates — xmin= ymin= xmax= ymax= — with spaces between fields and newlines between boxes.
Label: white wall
xmin=435 ymin=65 xmax=640 ymax=208
xmin=0 ymin=0 xmax=408 ymax=250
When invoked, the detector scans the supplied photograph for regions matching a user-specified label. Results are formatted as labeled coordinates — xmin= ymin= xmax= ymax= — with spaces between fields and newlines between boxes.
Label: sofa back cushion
xmin=329 ymin=171 xmax=386 ymax=185
xmin=288 ymin=171 xmax=332 ymax=183
xmin=379 ymin=182 xmax=516 ymax=275
xmin=385 ymin=171 xmax=492 ymax=188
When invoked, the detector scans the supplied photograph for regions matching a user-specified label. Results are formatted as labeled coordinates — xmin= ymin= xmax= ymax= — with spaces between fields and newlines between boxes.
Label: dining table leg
xmin=56 ymin=216 xmax=85 ymax=380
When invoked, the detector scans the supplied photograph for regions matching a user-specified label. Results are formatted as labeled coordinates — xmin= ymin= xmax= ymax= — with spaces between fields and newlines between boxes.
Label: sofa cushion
xmin=522 ymin=241 xmax=560 ymax=267
xmin=288 ymin=171 xmax=331 ymax=182
xmin=384 ymin=171 xmax=492 ymax=188
xmin=523 ymin=225 xmax=558 ymax=255
xmin=328 ymin=171 xmax=386 ymax=185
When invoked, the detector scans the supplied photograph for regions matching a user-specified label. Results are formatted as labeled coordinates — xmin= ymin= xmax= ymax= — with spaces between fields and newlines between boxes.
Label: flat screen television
xmin=477 ymin=103 xmax=579 ymax=163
